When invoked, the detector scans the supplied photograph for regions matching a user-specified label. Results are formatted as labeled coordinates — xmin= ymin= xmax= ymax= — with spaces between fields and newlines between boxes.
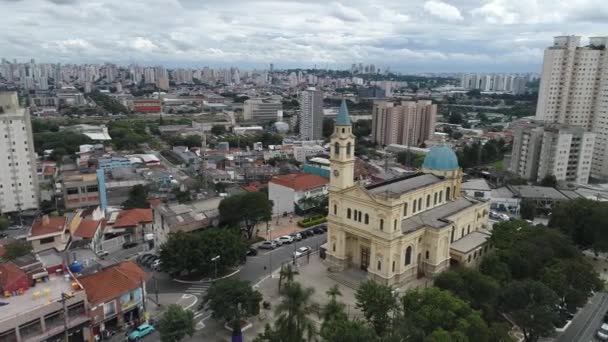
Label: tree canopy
xmin=122 ymin=185 xmax=150 ymax=209
xmin=159 ymin=229 xmax=247 ymax=277
xmin=157 ymin=304 xmax=195 ymax=342
xmin=1 ymin=240 xmax=33 ymax=260
xmin=219 ymin=191 xmax=272 ymax=240
xmin=549 ymin=198 xmax=608 ymax=251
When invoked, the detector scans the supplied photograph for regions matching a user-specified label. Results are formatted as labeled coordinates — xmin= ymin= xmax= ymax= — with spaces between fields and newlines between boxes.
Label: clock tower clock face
xmin=333 ymin=170 xmax=340 ymax=177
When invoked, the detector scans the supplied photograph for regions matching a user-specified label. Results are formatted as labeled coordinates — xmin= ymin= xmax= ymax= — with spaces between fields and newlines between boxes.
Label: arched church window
xmin=377 ymin=260 xmax=382 ymax=271
xmin=379 ymin=219 xmax=384 ymax=231
xmin=364 ymin=214 xmax=369 ymax=224
xmin=425 ymin=250 xmax=430 ymax=259
xmin=405 ymin=246 xmax=412 ymax=265
xmin=347 ymin=208 xmax=351 ymax=219
xmin=418 ymin=198 xmax=422 ymax=211
xmin=403 ymin=203 xmax=408 ymax=216
xmin=426 ymin=195 xmax=431 ymax=207
xmin=434 ymin=193 xmax=438 ymax=205
xmin=451 ymin=227 xmax=455 ymax=242
xmin=334 ymin=142 xmax=339 ymax=156
xmin=439 ymin=190 xmax=443 ymax=202
xmin=334 ymin=204 xmax=337 ymax=215
xmin=342 ymin=128 xmax=345 ymax=133
xmin=446 ymin=187 xmax=451 ymax=200
xmin=346 ymin=142 xmax=351 ymax=155
xmin=394 ymin=220 xmax=398 ymax=231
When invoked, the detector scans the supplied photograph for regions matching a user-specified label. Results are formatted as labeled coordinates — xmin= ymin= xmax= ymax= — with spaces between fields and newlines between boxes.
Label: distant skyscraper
xmin=299 ymin=87 xmax=323 ymax=141
xmin=535 ymin=35 xmax=608 ymax=180
xmin=0 ymin=91 xmax=39 ymax=213
xmin=269 ymin=63 xmax=274 ymax=73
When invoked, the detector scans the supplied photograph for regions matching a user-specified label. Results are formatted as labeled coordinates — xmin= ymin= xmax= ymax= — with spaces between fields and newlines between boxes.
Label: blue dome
xmin=422 ymin=145 xmax=459 ymax=171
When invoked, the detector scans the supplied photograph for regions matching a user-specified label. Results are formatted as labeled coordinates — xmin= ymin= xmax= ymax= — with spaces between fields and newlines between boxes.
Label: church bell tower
xmin=329 ymin=100 xmax=355 ymax=191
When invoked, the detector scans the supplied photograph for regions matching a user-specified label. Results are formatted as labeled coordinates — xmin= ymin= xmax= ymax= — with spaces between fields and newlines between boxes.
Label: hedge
xmin=297 ymin=216 xmax=327 ymax=228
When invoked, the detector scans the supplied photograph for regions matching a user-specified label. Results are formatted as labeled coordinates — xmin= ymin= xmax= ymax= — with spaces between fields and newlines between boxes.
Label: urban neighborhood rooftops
xmin=113 ymin=208 xmax=153 ymax=228
xmin=270 ymin=173 xmax=328 ymax=191
xmin=29 ymin=216 xmax=66 ymax=237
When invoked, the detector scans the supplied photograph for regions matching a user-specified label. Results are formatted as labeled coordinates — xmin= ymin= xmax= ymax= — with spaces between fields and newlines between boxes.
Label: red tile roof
xmin=0 ymin=262 xmax=27 ymax=290
xmin=30 ymin=216 xmax=66 ymax=237
xmin=113 ymin=209 xmax=153 ymax=228
xmin=270 ymin=173 xmax=328 ymax=191
xmin=78 ymin=261 xmax=147 ymax=304
xmin=242 ymin=182 xmax=263 ymax=192
xmin=74 ymin=219 xmax=101 ymax=239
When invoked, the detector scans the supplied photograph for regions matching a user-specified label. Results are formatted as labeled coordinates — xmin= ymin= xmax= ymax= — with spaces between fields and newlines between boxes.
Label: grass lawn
xmin=492 ymin=159 xmax=505 ymax=171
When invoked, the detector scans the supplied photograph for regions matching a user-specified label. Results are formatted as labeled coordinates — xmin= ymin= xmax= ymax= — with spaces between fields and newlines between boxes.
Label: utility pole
xmin=211 ymin=255 xmax=220 ymax=280
xmin=60 ymin=292 xmax=74 ymax=342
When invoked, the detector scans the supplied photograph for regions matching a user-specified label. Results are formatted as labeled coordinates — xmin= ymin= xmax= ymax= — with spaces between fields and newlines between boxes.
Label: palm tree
xmin=322 ymin=285 xmax=346 ymax=322
xmin=274 ymin=281 xmax=318 ymax=342
xmin=278 ymin=264 xmax=296 ymax=291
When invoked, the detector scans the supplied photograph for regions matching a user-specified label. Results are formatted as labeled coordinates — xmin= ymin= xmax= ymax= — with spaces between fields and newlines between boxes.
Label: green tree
xmin=203 ymin=279 xmax=263 ymax=331
xmin=549 ymin=199 xmax=608 ymax=251
xmin=159 ymin=229 xmax=247 ymax=277
xmin=3 ymin=240 xmax=33 ymax=260
xmin=519 ymin=199 xmax=536 ymax=220
xmin=171 ymin=187 xmax=191 ymax=203
xmin=219 ymin=191 xmax=272 ymax=240
xmin=467 ymin=89 xmax=482 ymax=98
xmin=541 ymin=258 xmax=603 ymax=312
xmin=0 ymin=216 xmax=9 ymax=231
xmin=211 ymin=125 xmax=226 ymax=135
xmin=323 ymin=118 xmax=335 ymax=138
xmin=479 ymin=253 xmax=511 ymax=284
xmin=539 ymin=175 xmax=557 ymax=187
xmin=507 ymin=177 xmax=528 ymax=185
xmin=435 ymin=268 xmax=501 ymax=321
xmin=499 ymin=280 xmax=559 ymax=342
xmin=321 ymin=318 xmax=377 ymax=342
xmin=448 ymin=112 xmax=464 ymax=125
xmin=256 ymin=281 xmax=318 ymax=342
xmin=355 ymin=280 xmax=396 ymax=336
xmin=157 ymin=304 xmax=195 ymax=342
xmin=122 ymin=185 xmax=150 ymax=209
xmin=398 ymin=287 xmax=490 ymax=342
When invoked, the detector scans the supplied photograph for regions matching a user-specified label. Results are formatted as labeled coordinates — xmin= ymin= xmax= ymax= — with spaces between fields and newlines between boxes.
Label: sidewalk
xmin=255 ymin=215 xmax=308 ymax=240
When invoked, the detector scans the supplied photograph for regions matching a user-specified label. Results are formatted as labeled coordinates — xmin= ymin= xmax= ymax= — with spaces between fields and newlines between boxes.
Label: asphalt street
xmin=556 ymin=292 xmax=608 ymax=342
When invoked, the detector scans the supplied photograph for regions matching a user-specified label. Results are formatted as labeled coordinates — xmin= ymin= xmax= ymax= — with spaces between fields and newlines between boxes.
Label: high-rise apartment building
xmin=243 ymin=98 xmax=283 ymax=122
xmin=371 ymin=100 xmax=437 ymax=147
xmin=0 ymin=91 xmax=39 ymax=213
xmin=299 ymin=87 xmax=323 ymax=141
xmin=535 ymin=36 xmax=608 ymax=180
xmin=509 ymin=121 xmax=595 ymax=184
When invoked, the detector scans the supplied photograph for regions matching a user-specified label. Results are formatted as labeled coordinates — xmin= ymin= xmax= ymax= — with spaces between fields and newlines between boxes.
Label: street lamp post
xmin=211 ymin=255 xmax=220 ymax=280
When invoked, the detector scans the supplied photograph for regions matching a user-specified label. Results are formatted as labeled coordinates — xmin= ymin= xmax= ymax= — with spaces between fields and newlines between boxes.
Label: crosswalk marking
xmin=185 ymin=283 xmax=211 ymax=295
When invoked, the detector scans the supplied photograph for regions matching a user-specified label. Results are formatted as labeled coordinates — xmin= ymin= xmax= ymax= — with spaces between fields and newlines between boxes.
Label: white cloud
xmin=423 ymin=0 xmax=464 ymax=22
xmin=0 ymin=0 xmax=606 ymax=71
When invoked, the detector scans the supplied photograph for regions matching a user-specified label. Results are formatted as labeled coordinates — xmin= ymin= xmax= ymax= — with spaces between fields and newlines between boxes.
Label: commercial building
xmin=0 ymin=91 xmax=39 ymax=213
xmin=509 ymin=121 xmax=595 ymax=184
xmin=243 ymin=98 xmax=282 ymax=122
xmin=535 ymin=36 xmax=608 ymax=180
xmin=268 ymin=173 xmax=328 ymax=215
xmin=78 ymin=261 xmax=147 ymax=340
xmin=131 ymin=99 xmax=161 ymax=113
xmin=325 ymin=101 xmax=491 ymax=287
xmin=371 ymin=100 xmax=437 ymax=147
xmin=63 ymin=173 xmax=100 ymax=209
xmin=293 ymin=145 xmax=326 ymax=162
xmin=0 ymin=263 xmax=90 ymax=342
xmin=299 ymin=87 xmax=323 ymax=141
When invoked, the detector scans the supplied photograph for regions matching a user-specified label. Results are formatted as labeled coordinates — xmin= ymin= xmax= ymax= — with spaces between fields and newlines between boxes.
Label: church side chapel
xmin=325 ymin=100 xmax=491 ymax=287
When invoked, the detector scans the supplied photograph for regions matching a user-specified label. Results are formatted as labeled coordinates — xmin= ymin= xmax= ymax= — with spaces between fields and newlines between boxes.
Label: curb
xmin=173 ymin=268 xmax=241 ymax=284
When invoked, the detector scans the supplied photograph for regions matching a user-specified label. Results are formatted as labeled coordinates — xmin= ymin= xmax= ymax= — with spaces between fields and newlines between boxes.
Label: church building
xmin=325 ymin=100 xmax=491 ymax=287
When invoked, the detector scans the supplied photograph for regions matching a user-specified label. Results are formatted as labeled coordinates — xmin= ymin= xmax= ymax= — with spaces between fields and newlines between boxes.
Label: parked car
xmin=0 ymin=232 xmax=8 ymax=239
xmin=301 ymin=229 xmax=313 ymax=237
xmin=312 ymin=227 xmax=324 ymax=234
xmin=122 ymin=241 xmax=138 ymax=249
xmin=278 ymin=235 xmax=294 ymax=244
xmin=598 ymin=323 xmax=608 ymax=341
xmin=294 ymin=246 xmax=311 ymax=258
xmin=246 ymin=247 xmax=258 ymax=256
xmin=289 ymin=233 xmax=303 ymax=241
xmin=259 ymin=241 xmax=277 ymax=249
xmin=96 ymin=250 xmax=109 ymax=258
xmin=127 ymin=323 xmax=155 ymax=341
xmin=140 ymin=254 xmax=156 ymax=264
xmin=319 ymin=225 xmax=328 ymax=232
xmin=273 ymin=238 xmax=283 ymax=246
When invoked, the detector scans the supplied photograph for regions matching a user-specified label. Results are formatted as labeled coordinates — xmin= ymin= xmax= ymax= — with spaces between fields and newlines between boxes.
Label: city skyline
xmin=3 ymin=0 xmax=607 ymax=72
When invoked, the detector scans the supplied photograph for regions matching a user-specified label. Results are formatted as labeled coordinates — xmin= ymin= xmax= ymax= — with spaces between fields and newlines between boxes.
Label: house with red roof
xmin=26 ymin=215 xmax=69 ymax=253
xmin=109 ymin=208 xmax=153 ymax=243
xmin=268 ymin=173 xmax=328 ymax=215
xmin=78 ymin=261 xmax=147 ymax=337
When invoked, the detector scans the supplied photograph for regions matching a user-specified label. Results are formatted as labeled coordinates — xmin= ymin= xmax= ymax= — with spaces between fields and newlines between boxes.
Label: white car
xmin=597 ymin=324 xmax=608 ymax=341
xmin=278 ymin=236 xmax=294 ymax=244
xmin=273 ymin=238 xmax=284 ymax=246
xmin=151 ymin=259 xmax=161 ymax=271
xmin=294 ymin=246 xmax=311 ymax=258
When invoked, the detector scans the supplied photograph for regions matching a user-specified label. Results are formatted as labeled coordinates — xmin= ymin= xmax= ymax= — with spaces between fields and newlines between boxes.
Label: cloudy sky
xmin=2 ymin=0 xmax=607 ymax=72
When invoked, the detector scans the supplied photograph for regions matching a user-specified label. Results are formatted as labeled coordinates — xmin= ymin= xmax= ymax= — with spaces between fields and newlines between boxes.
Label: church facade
xmin=325 ymin=101 xmax=491 ymax=287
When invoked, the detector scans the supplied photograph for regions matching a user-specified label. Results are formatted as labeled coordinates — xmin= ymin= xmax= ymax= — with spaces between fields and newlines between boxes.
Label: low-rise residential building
xmin=78 ymin=261 xmax=147 ymax=340
xmin=27 ymin=215 xmax=69 ymax=253
xmin=293 ymin=145 xmax=326 ymax=162
xmin=153 ymin=204 xmax=209 ymax=247
xmin=0 ymin=263 xmax=90 ymax=342
xmin=269 ymin=173 xmax=329 ymax=215
xmin=110 ymin=209 xmax=153 ymax=244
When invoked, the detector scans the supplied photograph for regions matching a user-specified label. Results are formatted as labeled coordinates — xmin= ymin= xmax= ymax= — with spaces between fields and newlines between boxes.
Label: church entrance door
xmin=360 ymin=247 xmax=370 ymax=271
